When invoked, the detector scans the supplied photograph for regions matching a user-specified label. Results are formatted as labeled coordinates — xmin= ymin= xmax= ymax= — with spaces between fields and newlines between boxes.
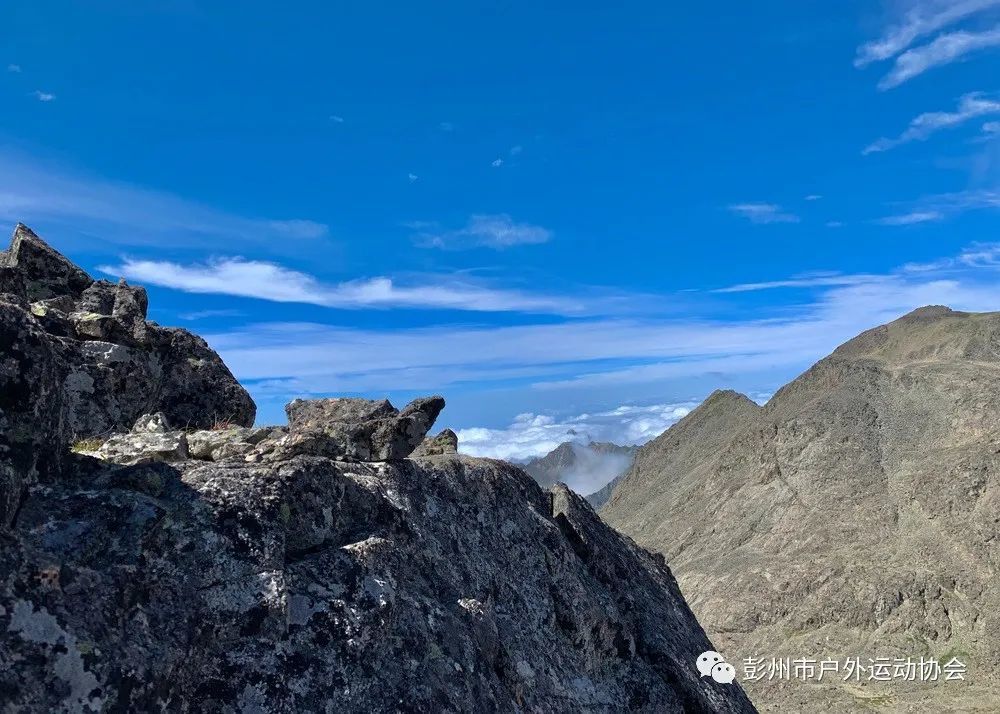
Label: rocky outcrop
xmin=275 ymin=395 xmax=446 ymax=461
xmin=0 ymin=223 xmax=255 ymax=439
xmin=0 ymin=224 xmax=756 ymax=712
xmin=88 ymin=413 xmax=191 ymax=466
xmin=1 ymin=433 xmax=755 ymax=712
xmin=412 ymin=428 xmax=459 ymax=457
xmin=601 ymin=309 xmax=1000 ymax=712
xmin=80 ymin=395 xmax=449 ymax=468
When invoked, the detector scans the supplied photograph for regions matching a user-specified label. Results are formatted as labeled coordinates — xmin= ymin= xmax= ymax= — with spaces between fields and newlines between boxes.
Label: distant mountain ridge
xmin=521 ymin=440 xmax=639 ymax=496
xmin=601 ymin=306 xmax=1000 ymax=712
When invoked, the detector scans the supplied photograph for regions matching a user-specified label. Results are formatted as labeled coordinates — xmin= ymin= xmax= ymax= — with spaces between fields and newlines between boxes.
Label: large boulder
xmin=0 ymin=224 xmax=256 ymax=437
xmin=275 ymin=395 xmax=446 ymax=461
xmin=0 ymin=223 xmax=92 ymax=301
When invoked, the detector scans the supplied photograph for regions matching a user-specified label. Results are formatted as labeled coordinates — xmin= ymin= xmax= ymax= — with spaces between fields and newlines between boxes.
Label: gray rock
xmin=77 ymin=279 xmax=118 ymax=316
xmin=94 ymin=429 xmax=189 ymax=465
xmin=0 ymin=223 xmax=92 ymax=301
xmin=0 ymin=301 xmax=65 ymax=527
xmin=0 ymin=452 xmax=755 ymax=713
xmin=412 ymin=428 xmax=459 ymax=456
xmin=187 ymin=426 xmax=286 ymax=462
xmin=0 ymin=224 xmax=256 ymax=437
xmin=132 ymin=412 xmax=172 ymax=434
xmin=276 ymin=395 xmax=446 ymax=461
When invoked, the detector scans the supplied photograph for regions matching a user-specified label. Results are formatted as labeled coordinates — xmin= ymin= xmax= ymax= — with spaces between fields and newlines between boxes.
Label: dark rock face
xmin=278 ymin=395 xmax=446 ymax=461
xmin=0 ymin=452 xmax=756 ymax=713
xmin=0 ymin=224 xmax=255 ymax=437
xmin=0 ymin=302 xmax=65 ymax=526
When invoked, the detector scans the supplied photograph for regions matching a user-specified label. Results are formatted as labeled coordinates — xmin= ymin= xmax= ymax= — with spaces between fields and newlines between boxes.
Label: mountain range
xmin=601 ymin=306 xmax=1000 ymax=712
xmin=521 ymin=441 xmax=638 ymax=504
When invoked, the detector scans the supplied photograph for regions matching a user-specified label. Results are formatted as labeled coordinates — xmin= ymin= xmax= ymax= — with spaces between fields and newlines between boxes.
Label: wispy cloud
xmin=407 ymin=173 xmax=419 ymax=183
xmin=491 ymin=158 xmax=504 ymax=168
xmin=414 ymin=213 xmax=552 ymax=250
xmin=510 ymin=145 xmax=523 ymax=155
xmin=439 ymin=122 xmax=454 ymax=132
xmin=99 ymin=256 xmax=582 ymax=314
xmin=0 ymin=148 xmax=328 ymax=248
xmin=855 ymin=0 xmax=1000 ymax=66
xmin=882 ymin=189 xmax=1000 ymax=223
xmin=205 ymin=240 xmax=1000 ymax=406
xmin=457 ymin=401 xmax=699 ymax=463
xmin=879 ymin=26 xmax=1000 ymax=89
xmin=876 ymin=210 xmax=944 ymax=225
xmin=177 ymin=308 xmax=246 ymax=321
xmin=984 ymin=120 xmax=1000 ymax=134
xmin=208 ymin=272 xmax=1000 ymax=403
xmin=32 ymin=90 xmax=55 ymax=102
xmin=728 ymin=203 xmax=800 ymax=224
xmin=7 ymin=64 xmax=20 ymax=73
xmin=329 ymin=115 xmax=344 ymax=123
xmin=804 ymin=194 xmax=823 ymax=201
xmin=714 ymin=273 xmax=882 ymax=293
xmin=864 ymin=92 xmax=1000 ymax=154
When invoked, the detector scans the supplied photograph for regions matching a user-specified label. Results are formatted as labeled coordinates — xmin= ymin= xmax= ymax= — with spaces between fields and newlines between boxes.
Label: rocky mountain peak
xmin=829 ymin=303 xmax=999 ymax=366
xmin=601 ymin=306 xmax=1000 ymax=711
xmin=3 ymin=223 xmax=93 ymax=300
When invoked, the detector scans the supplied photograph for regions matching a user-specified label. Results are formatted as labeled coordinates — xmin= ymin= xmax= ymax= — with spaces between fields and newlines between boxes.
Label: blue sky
xmin=3 ymin=1 xmax=1000 ymax=460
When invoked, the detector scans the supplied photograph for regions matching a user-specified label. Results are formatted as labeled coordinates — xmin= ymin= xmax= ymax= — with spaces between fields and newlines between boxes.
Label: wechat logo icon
xmin=696 ymin=650 xmax=737 ymax=684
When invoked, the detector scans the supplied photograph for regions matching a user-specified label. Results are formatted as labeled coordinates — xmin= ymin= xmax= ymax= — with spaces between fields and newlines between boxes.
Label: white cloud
xmin=329 ymin=115 xmax=344 ymax=123
xmin=878 ymin=26 xmax=1000 ymax=89
xmin=728 ymin=203 xmax=800 ymax=224
xmin=457 ymin=401 xmax=699 ymax=463
xmin=7 ymin=64 xmax=20 ymax=73
xmin=0 ymin=148 xmax=328 ymax=247
xmin=415 ymin=213 xmax=552 ymax=250
xmin=204 ymin=241 xmax=1000 ymax=402
xmin=855 ymin=0 xmax=1000 ymax=66
xmin=177 ymin=308 xmax=245 ymax=321
xmin=99 ymin=256 xmax=582 ymax=314
xmin=884 ymin=189 xmax=1000 ymax=222
xmin=804 ymin=194 xmax=823 ymax=201
xmin=266 ymin=219 xmax=329 ymax=239
xmin=864 ymin=92 xmax=1000 ymax=154
xmin=408 ymin=173 xmax=419 ymax=183
xmin=876 ymin=210 xmax=944 ymax=225
xmin=715 ymin=273 xmax=882 ymax=293
xmin=32 ymin=90 xmax=55 ymax=102
xmin=491 ymin=158 xmax=504 ymax=168
xmin=984 ymin=120 xmax=1000 ymax=133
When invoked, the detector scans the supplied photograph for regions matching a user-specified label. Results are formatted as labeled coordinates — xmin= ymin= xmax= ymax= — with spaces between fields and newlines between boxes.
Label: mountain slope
xmin=601 ymin=307 xmax=1000 ymax=712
